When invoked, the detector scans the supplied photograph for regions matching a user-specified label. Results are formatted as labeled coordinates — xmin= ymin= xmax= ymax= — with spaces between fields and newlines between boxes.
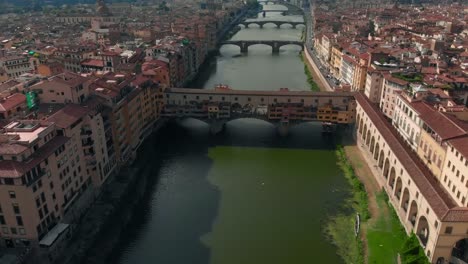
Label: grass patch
xmin=367 ymin=191 xmax=407 ymax=264
xmin=325 ymin=145 xmax=370 ymax=264
xmin=327 ymin=214 xmax=365 ymax=264
xmin=336 ymin=146 xmax=370 ymax=220
xmin=299 ymin=52 xmax=320 ymax=91
xmin=391 ymin=72 xmax=423 ymax=83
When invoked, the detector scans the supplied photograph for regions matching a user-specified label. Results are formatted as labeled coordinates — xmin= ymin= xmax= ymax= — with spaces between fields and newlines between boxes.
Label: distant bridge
xmin=219 ymin=40 xmax=304 ymax=53
xmin=256 ymin=0 xmax=303 ymax=15
xmin=259 ymin=0 xmax=283 ymax=4
xmin=162 ymin=87 xmax=356 ymax=134
xmin=238 ymin=20 xmax=305 ymax=29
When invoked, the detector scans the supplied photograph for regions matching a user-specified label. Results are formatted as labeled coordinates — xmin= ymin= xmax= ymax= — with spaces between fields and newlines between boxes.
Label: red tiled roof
xmin=355 ymin=93 xmax=460 ymax=219
xmin=0 ymin=136 xmax=69 ymax=178
xmin=448 ymin=136 xmax=468 ymax=160
xmin=47 ymin=104 xmax=89 ymax=129
xmin=0 ymin=143 xmax=28 ymax=155
xmin=0 ymin=93 xmax=26 ymax=112
xmin=442 ymin=207 xmax=468 ymax=222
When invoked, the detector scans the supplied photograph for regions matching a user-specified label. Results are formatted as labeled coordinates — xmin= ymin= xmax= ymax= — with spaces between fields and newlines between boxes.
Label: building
xmin=28 ymin=72 xmax=91 ymax=104
xmin=0 ymin=93 xmax=27 ymax=120
xmin=0 ymin=120 xmax=91 ymax=249
xmin=356 ymin=93 xmax=468 ymax=264
xmin=47 ymin=104 xmax=116 ymax=188
xmin=364 ymin=67 xmax=384 ymax=103
xmin=380 ymin=73 xmax=408 ymax=119
xmin=0 ymin=56 xmax=32 ymax=79
xmin=90 ymin=73 xmax=160 ymax=165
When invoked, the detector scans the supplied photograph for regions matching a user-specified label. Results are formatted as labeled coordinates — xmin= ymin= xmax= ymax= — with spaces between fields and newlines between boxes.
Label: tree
xmin=368 ymin=20 xmax=375 ymax=36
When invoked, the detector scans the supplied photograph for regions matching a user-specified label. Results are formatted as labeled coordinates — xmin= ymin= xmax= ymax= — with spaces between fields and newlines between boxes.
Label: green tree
xmin=368 ymin=20 xmax=375 ymax=36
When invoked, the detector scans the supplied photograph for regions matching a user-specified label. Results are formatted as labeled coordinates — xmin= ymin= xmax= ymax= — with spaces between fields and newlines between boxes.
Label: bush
xmin=400 ymin=234 xmax=430 ymax=264
xmin=299 ymin=52 xmax=320 ymax=91
xmin=335 ymin=145 xmax=370 ymax=220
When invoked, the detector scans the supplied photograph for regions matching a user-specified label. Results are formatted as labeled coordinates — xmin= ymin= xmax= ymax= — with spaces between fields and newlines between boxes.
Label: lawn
xmin=366 ymin=192 xmax=407 ymax=264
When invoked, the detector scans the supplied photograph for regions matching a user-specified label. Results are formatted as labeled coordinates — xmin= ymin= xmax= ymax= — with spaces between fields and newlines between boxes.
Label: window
xmin=445 ymin=226 xmax=453 ymax=234
xmin=2 ymin=227 xmax=8 ymax=234
xmin=0 ymin=215 xmax=5 ymax=225
xmin=16 ymin=216 xmax=23 ymax=226
xmin=19 ymin=228 xmax=25 ymax=235
xmin=10 ymin=227 xmax=17 ymax=235
xmin=8 ymin=191 xmax=16 ymax=199
xmin=12 ymin=204 xmax=20 ymax=214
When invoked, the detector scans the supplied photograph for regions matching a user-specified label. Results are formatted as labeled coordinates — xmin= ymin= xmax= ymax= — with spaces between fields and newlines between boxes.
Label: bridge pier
xmin=240 ymin=46 xmax=248 ymax=53
xmin=277 ymin=122 xmax=289 ymax=136
xmin=209 ymin=120 xmax=226 ymax=135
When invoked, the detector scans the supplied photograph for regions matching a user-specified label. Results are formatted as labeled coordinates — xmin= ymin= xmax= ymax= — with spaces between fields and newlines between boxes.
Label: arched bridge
xmin=238 ymin=20 xmax=305 ymax=29
xmin=258 ymin=9 xmax=289 ymax=15
xmin=259 ymin=0 xmax=283 ymax=4
xmin=220 ymin=40 xmax=304 ymax=53
xmin=161 ymin=87 xmax=357 ymax=134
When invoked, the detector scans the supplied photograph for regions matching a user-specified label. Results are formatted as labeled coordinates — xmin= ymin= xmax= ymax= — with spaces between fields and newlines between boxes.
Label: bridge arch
xmin=219 ymin=43 xmax=242 ymax=53
xmin=416 ymin=216 xmax=430 ymax=247
xmin=276 ymin=42 xmax=304 ymax=51
xmin=451 ymin=238 xmax=468 ymax=263
xmin=408 ymin=200 xmax=418 ymax=226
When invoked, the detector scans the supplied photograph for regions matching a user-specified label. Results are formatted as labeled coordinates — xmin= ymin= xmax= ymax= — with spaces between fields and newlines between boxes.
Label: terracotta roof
xmin=0 ymin=93 xmax=26 ymax=112
xmin=0 ymin=136 xmax=69 ymax=178
xmin=81 ymin=59 xmax=104 ymax=68
xmin=448 ymin=136 xmax=468 ymax=160
xmin=442 ymin=207 xmax=468 ymax=222
xmin=355 ymin=93 xmax=460 ymax=219
xmin=0 ymin=143 xmax=28 ymax=155
xmin=47 ymin=104 xmax=89 ymax=129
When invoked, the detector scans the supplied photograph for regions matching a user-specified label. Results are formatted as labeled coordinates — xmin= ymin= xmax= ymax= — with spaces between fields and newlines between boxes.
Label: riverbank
xmin=339 ymin=144 xmax=430 ymax=264
xmin=301 ymin=50 xmax=331 ymax=91
xmin=53 ymin=120 xmax=167 ymax=264
xmin=326 ymin=145 xmax=368 ymax=264
xmin=299 ymin=52 xmax=320 ymax=91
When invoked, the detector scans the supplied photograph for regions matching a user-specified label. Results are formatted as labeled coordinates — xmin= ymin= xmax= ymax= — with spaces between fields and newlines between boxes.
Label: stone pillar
xmin=272 ymin=43 xmax=279 ymax=54
xmin=210 ymin=120 xmax=226 ymax=135
xmin=277 ymin=122 xmax=289 ymax=136
xmin=241 ymin=43 xmax=248 ymax=53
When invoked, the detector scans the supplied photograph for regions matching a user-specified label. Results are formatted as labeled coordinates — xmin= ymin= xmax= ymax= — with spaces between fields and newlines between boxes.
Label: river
xmin=109 ymin=4 xmax=350 ymax=264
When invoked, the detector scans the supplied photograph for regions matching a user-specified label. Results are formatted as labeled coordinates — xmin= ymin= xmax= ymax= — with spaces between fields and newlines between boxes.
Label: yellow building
xmin=351 ymin=58 xmax=368 ymax=92
xmin=317 ymin=100 xmax=356 ymax=124
xmin=330 ymin=44 xmax=343 ymax=79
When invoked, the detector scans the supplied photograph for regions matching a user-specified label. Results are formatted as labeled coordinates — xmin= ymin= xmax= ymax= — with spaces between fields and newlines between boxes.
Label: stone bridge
xmin=257 ymin=0 xmax=303 ymax=15
xmin=259 ymin=0 xmax=283 ymax=4
xmin=219 ymin=40 xmax=304 ymax=53
xmin=238 ymin=20 xmax=305 ymax=29
xmin=161 ymin=87 xmax=356 ymax=134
